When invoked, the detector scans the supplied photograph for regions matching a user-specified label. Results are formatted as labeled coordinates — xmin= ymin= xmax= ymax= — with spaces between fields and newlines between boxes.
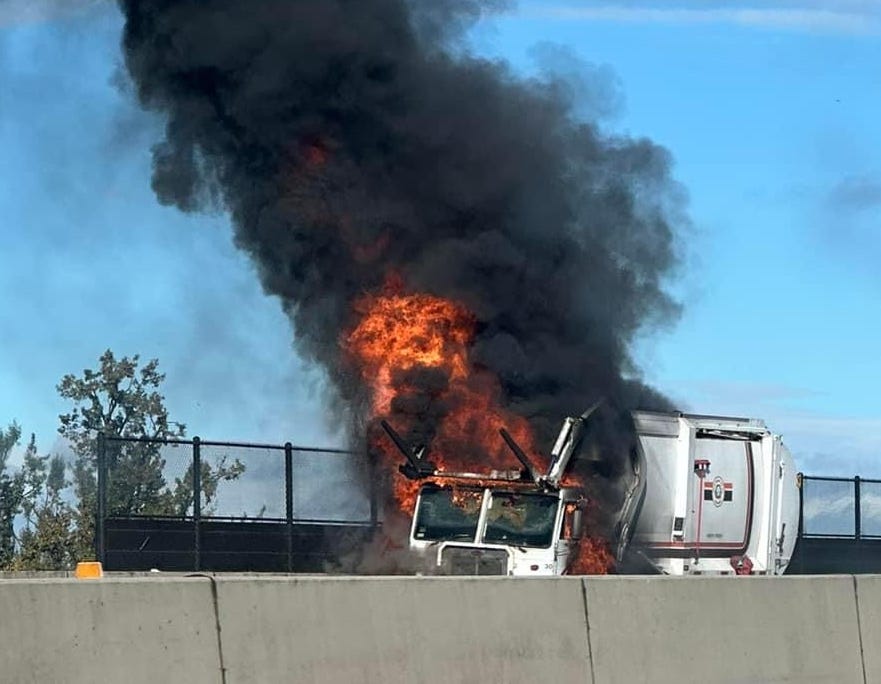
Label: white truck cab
xmin=409 ymin=483 xmax=585 ymax=576
xmin=381 ymin=409 xmax=595 ymax=577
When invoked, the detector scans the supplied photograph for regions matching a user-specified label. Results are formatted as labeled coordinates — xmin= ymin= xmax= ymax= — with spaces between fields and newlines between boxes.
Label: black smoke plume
xmin=117 ymin=0 xmax=685 ymax=527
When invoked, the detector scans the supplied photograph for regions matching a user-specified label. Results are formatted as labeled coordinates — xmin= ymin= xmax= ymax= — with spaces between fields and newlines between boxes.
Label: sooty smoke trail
xmin=117 ymin=0 xmax=686 ymax=503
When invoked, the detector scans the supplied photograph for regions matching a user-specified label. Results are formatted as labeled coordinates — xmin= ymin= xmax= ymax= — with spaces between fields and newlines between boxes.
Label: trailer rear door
xmin=690 ymin=437 xmax=754 ymax=555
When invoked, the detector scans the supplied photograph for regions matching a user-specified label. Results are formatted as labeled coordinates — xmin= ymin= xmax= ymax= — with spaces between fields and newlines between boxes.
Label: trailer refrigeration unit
xmin=382 ymin=408 xmax=801 ymax=576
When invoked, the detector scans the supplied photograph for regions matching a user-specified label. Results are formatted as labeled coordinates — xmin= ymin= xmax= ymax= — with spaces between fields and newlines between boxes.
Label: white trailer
xmin=629 ymin=411 xmax=800 ymax=575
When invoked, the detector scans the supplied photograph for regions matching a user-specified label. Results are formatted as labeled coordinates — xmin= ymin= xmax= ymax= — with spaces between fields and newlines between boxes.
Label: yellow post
xmin=74 ymin=561 xmax=104 ymax=579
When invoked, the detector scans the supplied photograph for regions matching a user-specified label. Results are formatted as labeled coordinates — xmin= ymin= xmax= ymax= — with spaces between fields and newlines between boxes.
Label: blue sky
xmin=1 ymin=0 xmax=880 ymax=477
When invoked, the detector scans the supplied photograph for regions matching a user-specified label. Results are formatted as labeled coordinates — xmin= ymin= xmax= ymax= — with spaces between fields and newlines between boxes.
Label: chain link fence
xmin=800 ymin=475 xmax=881 ymax=539
xmin=98 ymin=434 xmax=379 ymax=571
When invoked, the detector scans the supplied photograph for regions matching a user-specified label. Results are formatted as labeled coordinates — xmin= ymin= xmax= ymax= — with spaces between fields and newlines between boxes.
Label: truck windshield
xmin=412 ymin=486 xmax=483 ymax=542
xmin=483 ymin=492 xmax=559 ymax=548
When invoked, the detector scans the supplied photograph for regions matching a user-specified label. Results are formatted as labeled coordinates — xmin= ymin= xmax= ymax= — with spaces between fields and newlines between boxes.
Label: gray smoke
xmin=117 ymin=0 xmax=684 ymax=488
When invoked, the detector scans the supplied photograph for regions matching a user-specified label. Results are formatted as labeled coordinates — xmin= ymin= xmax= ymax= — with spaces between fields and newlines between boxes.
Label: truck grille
xmin=441 ymin=546 xmax=509 ymax=575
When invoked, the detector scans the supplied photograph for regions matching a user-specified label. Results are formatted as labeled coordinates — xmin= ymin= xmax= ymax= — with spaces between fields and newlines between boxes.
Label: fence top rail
xmin=801 ymin=474 xmax=881 ymax=484
xmin=101 ymin=433 xmax=360 ymax=455
xmin=104 ymin=514 xmax=378 ymax=526
xmin=802 ymin=533 xmax=881 ymax=540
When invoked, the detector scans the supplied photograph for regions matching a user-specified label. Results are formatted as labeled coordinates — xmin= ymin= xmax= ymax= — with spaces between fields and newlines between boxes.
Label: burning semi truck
xmin=382 ymin=408 xmax=800 ymax=577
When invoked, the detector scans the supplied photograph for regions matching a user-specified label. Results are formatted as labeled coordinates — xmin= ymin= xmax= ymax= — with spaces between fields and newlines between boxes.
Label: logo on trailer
xmin=704 ymin=477 xmax=733 ymax=507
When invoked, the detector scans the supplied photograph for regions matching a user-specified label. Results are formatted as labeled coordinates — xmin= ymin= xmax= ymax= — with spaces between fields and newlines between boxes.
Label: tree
xmin=12 ymin=434 xmax=75 ymax=571
xmin=0 ymin=422 xmax=23 ymax=567
xmin=165 ymin=457 xmax=247 ymax=518
xmin=58 ymin=350 xmax=184 ymax=559
xmin=57 ymin=350 xmax=244 ymax=560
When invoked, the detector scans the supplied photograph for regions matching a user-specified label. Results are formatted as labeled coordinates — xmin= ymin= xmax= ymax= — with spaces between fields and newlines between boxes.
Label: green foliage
xmin=58 ymin=350 xmax=245 ymax=560
xmin=0 ymin=349 xmax=247 ymax=570
xmin=58 ymin=350 xmax=190 ymax=559
xmin=166 ymin=455 xmax=247 ymax=517
xmin=0 ymin=431 xmax=76 ymax=571
xmin=0 ymin=422 xmax=24 ymax=567
xmin=12 ymin=436 xmax=75 ymax=571
xmin=59 ymin=350 xmax=185 ymax=506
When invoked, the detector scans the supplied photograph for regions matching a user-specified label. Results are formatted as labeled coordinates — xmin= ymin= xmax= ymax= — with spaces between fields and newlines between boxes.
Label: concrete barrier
xmin=213 ymin=576 xmax=591 ymax=684
xmin=856 ymin=575 xmax=881 ymax=683
xmin=0 ymin=577 xmax=221 ymax=684
xmin=3 ymin=574 xmax=881 ymax=683
xmin=583 ymin=575 xmax=865 ymax=684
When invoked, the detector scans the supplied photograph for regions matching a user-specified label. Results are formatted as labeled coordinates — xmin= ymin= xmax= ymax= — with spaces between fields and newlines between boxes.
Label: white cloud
xmin=802 ymin=492 xmax=881 ymax=538
xmin=531 ymin=3 xmax=880 ymax=35
xmin=862 ymin=493 xmax=881 ymax=521
xmin=803 ymin=493 xmax=853 ymax=522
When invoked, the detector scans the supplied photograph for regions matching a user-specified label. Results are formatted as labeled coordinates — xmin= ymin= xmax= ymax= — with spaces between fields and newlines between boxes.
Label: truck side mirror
xmin=571 ymin=509 xmax=584 ymax=539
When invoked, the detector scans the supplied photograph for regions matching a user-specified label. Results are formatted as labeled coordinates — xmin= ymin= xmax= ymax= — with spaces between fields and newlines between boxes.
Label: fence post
xmin=797 ymin=473 xmax=804 ymax=539
xmin=95 ymin=431 xmax=106 ymax=564
xmin=193 ymin=436 xmax=201 ymax=571
xmin=855 ymin=475 xmax=861 ymax=540
xmin=285 ymin=442 xmax=294 ymax=573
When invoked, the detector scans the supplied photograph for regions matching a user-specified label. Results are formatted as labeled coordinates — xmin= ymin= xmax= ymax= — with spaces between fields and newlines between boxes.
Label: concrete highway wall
xmin=0 ymin=574 xmax=873 ymax=683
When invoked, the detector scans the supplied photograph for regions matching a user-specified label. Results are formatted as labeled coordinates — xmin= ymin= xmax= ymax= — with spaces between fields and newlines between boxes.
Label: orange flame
xmin=346 ymin=276 xmax=472 ymax=416
xmin=562 ymin=499 xmax=615 ymax=575
xmin=345 ymin=275 xmax=537 ymax=508
xmin=569 ymin=535 xmax=615 ymax=575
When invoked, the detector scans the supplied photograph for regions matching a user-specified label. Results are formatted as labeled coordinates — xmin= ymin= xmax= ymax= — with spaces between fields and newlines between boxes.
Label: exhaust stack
xmin=380 ymin=420 xmax=437 ymax=480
